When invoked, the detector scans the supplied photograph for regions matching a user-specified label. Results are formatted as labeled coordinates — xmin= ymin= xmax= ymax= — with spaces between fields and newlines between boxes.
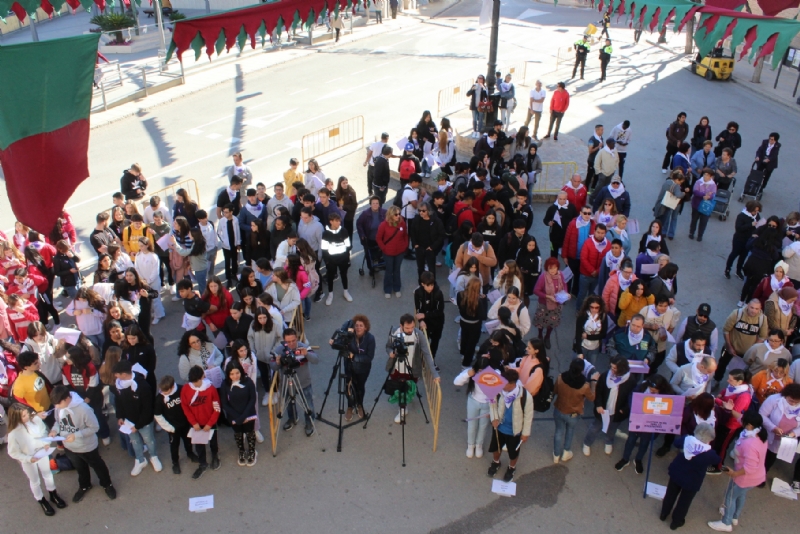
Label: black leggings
xmin=256 ymin=360 xmax=272 ymax=392
xmin=346 ymin=364 xmax=371 ymax=408
xmin=460 ymin=320 xmax=483 ymax=366
xmin=158 ymin=254 xmax=174 ymax=286
xmin=326 ymin=262 xmax=349 ymax=291
xmin=168 ymin=427 xmax=193 ymax=465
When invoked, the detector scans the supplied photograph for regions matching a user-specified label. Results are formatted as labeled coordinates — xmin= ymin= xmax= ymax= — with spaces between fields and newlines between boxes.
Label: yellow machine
xmin=692 ymin=48 xmax=734 ymax=81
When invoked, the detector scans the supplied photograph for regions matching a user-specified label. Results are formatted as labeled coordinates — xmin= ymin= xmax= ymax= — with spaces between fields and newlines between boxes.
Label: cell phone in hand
xmin=720 ymin=466 xmax=731 ymax=472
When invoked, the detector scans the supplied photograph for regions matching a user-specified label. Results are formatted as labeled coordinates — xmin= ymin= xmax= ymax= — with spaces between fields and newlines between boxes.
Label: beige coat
xmin=454 ymin=242 xmax=497 ymax=285
xmin=489 ymin=386 xmax=534 ymax=437
xmin=594 ymin=148 xmax=619 ymax=177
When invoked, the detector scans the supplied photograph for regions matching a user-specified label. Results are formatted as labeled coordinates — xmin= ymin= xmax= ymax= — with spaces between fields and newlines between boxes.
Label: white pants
xmin=151 ymin=294 xmax=166 ymax=319
xmin=20 ymin=456 xmax=56 ymax=500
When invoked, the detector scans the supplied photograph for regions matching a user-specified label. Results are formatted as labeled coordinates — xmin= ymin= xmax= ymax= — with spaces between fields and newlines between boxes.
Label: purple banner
xmin=629 ymin=393 xmax=685 ymax=435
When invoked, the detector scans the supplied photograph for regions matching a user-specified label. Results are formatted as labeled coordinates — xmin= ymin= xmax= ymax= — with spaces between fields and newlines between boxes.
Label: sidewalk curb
xmin=90 ymin=16 xmax=419 ymax=130
xmin=728 ymin=74 xmax=800 ymax=117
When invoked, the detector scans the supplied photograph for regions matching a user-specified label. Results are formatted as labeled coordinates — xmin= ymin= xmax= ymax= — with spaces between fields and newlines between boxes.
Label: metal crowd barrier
xmin=301 ymin=116 xmax=365 ymax=168
xmin=419 ymin=324 xmax=442 ymax=452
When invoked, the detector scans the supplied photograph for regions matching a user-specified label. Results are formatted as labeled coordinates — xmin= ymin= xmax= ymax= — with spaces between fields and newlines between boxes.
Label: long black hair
xmin=466 ymin=348 xmax=504 ymax=395
xmin=740 ymin=412 xmax=768 ymax=442
xmin=224 ymin=358 xmax=247 ymax=387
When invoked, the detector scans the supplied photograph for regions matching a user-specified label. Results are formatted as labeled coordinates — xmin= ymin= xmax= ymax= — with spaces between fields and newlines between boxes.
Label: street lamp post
xmin=485 ymin=0 xmax=501 ymax=125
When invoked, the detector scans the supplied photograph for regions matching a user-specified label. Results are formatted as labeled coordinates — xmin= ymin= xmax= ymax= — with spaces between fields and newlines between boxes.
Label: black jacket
xmin=373 ymin=155 xmax=391 ymax=188
xmin=115 ymin=376 xmax=154 ymax=429
xmin=122 ymin=344 xmax=158 ymax=391
xmin=221 ymin=377 xmax=257 ymax=426
xmin=415 ymin=120 xmax=438 ymax=145
xmin=497 ymin=231 xmax=532 ymax=265
xmin=154 ymin=384 xmax=190 ymax=431
xmin=732 ymin=211 xmax=759 ymax=242
xmin=574 ymin=312 xmax=608 ymax=353
xmin=223 ymin=314 xmax=253 ymax=345
xmin=52 ymin=252 xmax=81 ymax=287
xmin=414 ymin=285 xmax=445 ymax=331
xmin=217 ymin=189 xmax=241 ymax=216
xmin=466 ymin=84 xmax=489 ymax=112
xmin=638 ymin=234 xmax=669 ymax=256
xmin=409 ymin=214 xmax=445 ymax=252
xmin=755 ymin=139 xmax=780 ymax=170
xmin=543 ymin=203 xmax=577 ymax=249
xmin=714 ymin=129 xmax=742 ymax=157
xmin=120 ymin=170 xmax=147 ymax=201
xmin=593 ymin=372 xmax=637 ymax=423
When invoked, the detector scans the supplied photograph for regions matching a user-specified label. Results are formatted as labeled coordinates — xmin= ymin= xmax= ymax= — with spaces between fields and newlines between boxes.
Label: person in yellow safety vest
xmin=599 ymin=39 xmax=612 ymax=83
xmin=572 ymin=35 xmax=590 ymax=80
xmin=600 ymin=12 xmax=611 ymax=38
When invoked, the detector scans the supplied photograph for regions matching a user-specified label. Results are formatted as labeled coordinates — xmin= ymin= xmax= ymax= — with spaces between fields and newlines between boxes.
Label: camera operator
xmin=385 ymin=314 xmax=440 ymax=424
xmin=270 ymin=328 xmax=318 ymax=437
xmin=328 ymin=314 xmax=375 ymax=421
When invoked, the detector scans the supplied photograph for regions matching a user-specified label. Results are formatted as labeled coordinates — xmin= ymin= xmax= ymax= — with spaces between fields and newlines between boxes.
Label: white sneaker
xmin=583 ymin=445 xmax=591 ymax=456
xmin=150 ymin=456 xmax=163 ymax=472
xmin=262 ymin=395 xmax=270 ymax=406
xmin=271 ymin=392 xmax=279 ymax=405
xmin=466 ymin=445 xmax=475 ymax=458
xmin=454 ymin=315 xmax=461 ymax=323
xmin=475 ymin=444 xmax=484 ymax=458
xmin=707 ymin=521 xmax=732 ymax=532
xmin=385 ymin=293 xmax=392 ymax=299
xmin=604 ymin=444 xmax=613 ymax=455
xmin=553 ymin=454 xmax=560 ymax=464
xmin=394 ymin=410 xmax=403 ymax=424
xmin=131 ymin=459 xmax=147 ymax=476
xmin=101 ymin=437 xmax=111 ymax=447
xmin=326 ymin=293 xmax=333 ymax=306
xmin=343 ymin=290 xmax=353 ymax=302
xmin=435 ymin=261 xmax=442 ymax=267
xmin=737 ymin=300 xmax=745 ymax=308
xmin=732 ymin=519 xmax=738 ymax=526
xmin=255 ymin=430 xmax=264 ymax=443
xmin=171 ymin=295 xmax=180 ymax=302
xmin=395 ymin=292 xmax=401 ymax=298
xmin=170 ymin=284 xmax=176 ymax=295
xmin=450 ymin=297 xmax=457 ymax=305
xmin=561 ymin=450 xmax=574 ymax=462
xmin=152 ymin=316 xmax=163 ymax=325
xmin=661 ymin=168 xmax=667 ymax=174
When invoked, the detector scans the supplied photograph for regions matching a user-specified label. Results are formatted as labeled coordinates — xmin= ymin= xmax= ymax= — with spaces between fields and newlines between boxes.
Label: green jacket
xmin=575 ymin=40 xmax=590 ymax=58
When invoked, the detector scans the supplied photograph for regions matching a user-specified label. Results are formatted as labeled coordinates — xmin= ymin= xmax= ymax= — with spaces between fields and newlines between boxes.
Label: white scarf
xmin=467 ymin=243 xmax=485 ymax=256
xmin=766 ymin=372 xmax=785 ymax=390
xmin=763 ymin=340 xmax=783 ymax=357
xmin=605 ymin=371 xmax=631 ymax=413
xmin=778 ymin=397 xmax=800 ymax=421
xmin=663 ymin=277 xmax=674 ymax=291
xmin=605 ymin=251 xmax=622 ymax=270
xmin=627 ymin=327 xmax=644 ymax=347
xmin=771 ymin=275 xmax=784 ymax=292
xmin=646 ymin=249 xmax=659 ymax=259
xmin=593 ymin=237 xmax=608 ymax=253
xmin=116 ymin=377 xmax=137 ymax=392
xmin=188 ymin=378 xmax=213 ymax=404
xmin=502 ymin=383 xmax=522 ymax=408
xmin=649 ymin=304 xmax=663 ymax=318
xmin=683 ymin=435 xmax=712 ymax=460
xmin=741 ymin=208 xmax=757 ymax=221
xmin=230 ymin=380 xmax=245 ymax=389
xmin=726 ymin=383 xmax=749 ymax=396
xmin=617 ymin=272 xmax=632 ymax=291
xmin=694 ymin=410 xmax=716 ymax=428
xmin=683 ymin=340 xmax=705 ymax=364
xmin=609 ymin=183 xmax=625 ymax=199
xmin=690 ymin=361 xmax=710 ymax=388
xmin=602 ymin=145 xmax=614 ymax=155
xmin=553 ymin=199 xmax=569 ymax=210
xmin=614 ymin=228 xmax=628 ymax=240
xmin=646 ymin=234 xmax=662 ymax=246
xmin=778 ymin=297 xmax=793 ymax=316
xmin=735 ymin=427 xmax=761 ymax=447
xmin=575 ymin=217 xmax=591 ymax=229
xmin=161 ymin=383 xmax=177 ymax=404
xmin=564 ymin=182 xmax=585 ymax=192
xmin=585 ymin=313 xmax=602 ymax=333
xmin=244 ymin=202 xmax=263 ymax=216
xmin=598 ymin=212 xmax=614 ymax=226
xmin=226 ymin=187 xmax=238 ymax=202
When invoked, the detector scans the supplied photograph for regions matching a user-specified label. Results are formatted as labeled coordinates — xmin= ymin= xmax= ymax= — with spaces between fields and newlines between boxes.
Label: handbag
xmin=697 ymin=199 xmax=716 ymax=216
xmin=660 ymin=190 xmax=681 ymax=210
xmin=477 ymin=100 xmax=493 ymax=113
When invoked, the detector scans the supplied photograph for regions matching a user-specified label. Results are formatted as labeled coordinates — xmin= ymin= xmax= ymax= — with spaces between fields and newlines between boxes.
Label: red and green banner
xmin=597 ymin=0 xmax=701 ymax=32
xmin=0 ymin=33 xmax=100 ymax=232
xmin=1 ymin=0 xmax=108 ymax=21
xmin=167 ymin=0 xmax=367 ymax=61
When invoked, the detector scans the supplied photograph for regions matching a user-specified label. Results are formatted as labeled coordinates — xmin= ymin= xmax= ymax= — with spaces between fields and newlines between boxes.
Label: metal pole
xmin=142 ymin=66 xmax=148 ymax=96
xmin=485 ymin=0 xmax=501 ymax=125
xmin=774 ymin=49 xmax=788 ymax=90
xmin=684 ymin=16 xmax=694 ymax=55
xmin=180 ymin=59 xmax=185 ymax=84
xmin=642 ymin=434 xmax=655 ymax=498
xmin=131 ymin=2 xmax=141 ymax=37
xmin=792 ymin=68 xmax=800 ymax=98
xmin=100 ymin=80 xmax=108 ymax=111
xmin=204 ymin=0 xmax=211 ymax=14
xmin=154 ymin=0 xmax=167 ymax=66
xmin=28 ymin=14 xmax=40 ymax=42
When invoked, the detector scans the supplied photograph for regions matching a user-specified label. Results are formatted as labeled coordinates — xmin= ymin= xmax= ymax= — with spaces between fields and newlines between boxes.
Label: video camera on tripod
xmin=277 ymin=344 xmax=303 ymax=371
xmin=330 ymin=321 xmax=355 ymax=352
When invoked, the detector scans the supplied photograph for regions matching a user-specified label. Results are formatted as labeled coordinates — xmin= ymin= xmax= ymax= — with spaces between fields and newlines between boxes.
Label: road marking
xmin=243 ymin=108 xmax=297 ymax=128
xmin=186 ymin=129 xmax=204 ymax=135
xmin=206 ymin=133 xmax=222 ymax=139
xmin=516 ymin=8 xmax=549 ymax=20
xmin=375 ymin=56 xmax=409 ymax=68
xmin=289 ymin=88 xmax=308 ymax=95
xmin=226 ymin=137 xmax=241 ymax=143
xmin=188 ymin=101 xmax=271 ymax=131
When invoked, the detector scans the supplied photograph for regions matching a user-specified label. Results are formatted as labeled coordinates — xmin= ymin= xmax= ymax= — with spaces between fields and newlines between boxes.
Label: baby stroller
xmin=358 ymin=239 xmax=385 ymax=288
xmin=712 ymin=176 xmax=735 ymax=221
xmin=738 ymin=163 xmax=765 ymax=202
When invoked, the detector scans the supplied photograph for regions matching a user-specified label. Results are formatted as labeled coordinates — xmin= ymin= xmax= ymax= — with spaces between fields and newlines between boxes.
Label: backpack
xmin=445 ymin=206 xmax=470 ymax=237
xmin=531 ymin=363 xmax=554 ymax=412
xmin=399 ymin=159 xmax=416 ymax=181
xmin=393 ymin=185 xmax=412 ymax=209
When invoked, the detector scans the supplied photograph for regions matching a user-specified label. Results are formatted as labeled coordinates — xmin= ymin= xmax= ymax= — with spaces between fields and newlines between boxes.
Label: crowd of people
xmin=0 ymin=100 xmax=797 ymax=533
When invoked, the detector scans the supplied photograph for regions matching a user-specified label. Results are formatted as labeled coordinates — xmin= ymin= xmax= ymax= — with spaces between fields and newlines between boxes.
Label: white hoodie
xmin=55 ymin=391 xmax=99 ymax=453
xmin=7 ymin=416 xmax=50 ymax=464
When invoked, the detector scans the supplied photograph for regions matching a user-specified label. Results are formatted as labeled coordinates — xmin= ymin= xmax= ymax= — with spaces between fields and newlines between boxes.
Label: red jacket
xmin=550 ymin=89 xmax=570 ymax=113
xmin=180 ymin=382 xmax=221 ymax=428
xmin=562 ymin=219 xmax=596 ymax=261
xmin=562 ymin=184 xmax=587 ymax=212
xmin=7 ymin=301 xmax=39 ymax=342
xmin=31 ymin=242 xmax=57 ymax=269
xmin=453 ymin=201 xmax=475 ymax=228
xmin=579 ymin=237 xmax=612 ymax=277
xmin=376 ymin=219 xmax=409 ymax=257
xmin=7 ymin=267 xmax=48 ymax=298
xmin=203 ymin=289 xmax=233 ymax=330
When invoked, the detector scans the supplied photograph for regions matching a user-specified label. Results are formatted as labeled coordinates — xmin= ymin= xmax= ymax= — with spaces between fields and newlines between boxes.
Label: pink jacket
xmin=293 ymin=265 xmax=311 ymax=300
xmin=602 ymin=270 xmax=638 ymax=314
xmin=731 ymin=436 xmax=767 ymax=489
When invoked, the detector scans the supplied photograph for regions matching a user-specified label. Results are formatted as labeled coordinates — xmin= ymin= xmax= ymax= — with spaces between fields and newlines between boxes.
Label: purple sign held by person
xmin=629 ymin=393 xmax=685 ymax=435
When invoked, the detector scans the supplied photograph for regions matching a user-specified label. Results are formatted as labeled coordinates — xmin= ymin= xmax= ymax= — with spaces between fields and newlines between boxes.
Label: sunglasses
xmin=582 ymin=211 xmax=592 ymax=215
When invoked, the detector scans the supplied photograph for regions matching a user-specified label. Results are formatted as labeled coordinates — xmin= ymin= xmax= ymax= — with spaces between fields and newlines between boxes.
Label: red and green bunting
xmin=597 ymin=0 xmax=701 ymax=32
xmin=167 ymin=0 xmax=368 ymax=62
xmin=0 ymin=33 xmax=100 ymax=232
xmin=1 ymin=0 xmax=108 ymax=21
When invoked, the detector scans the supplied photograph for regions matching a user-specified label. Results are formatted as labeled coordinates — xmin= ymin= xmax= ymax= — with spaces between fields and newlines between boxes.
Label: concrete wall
xmin=0 ymin=5 xmax=76 ymax=35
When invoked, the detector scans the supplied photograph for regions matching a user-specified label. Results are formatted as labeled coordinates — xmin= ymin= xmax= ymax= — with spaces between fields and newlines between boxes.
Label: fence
xmin=419 ymin=324 xmax=442 ymax=452
xmin=555 ymin=46 xmax=575 ymax=71
xmin=267 ymin=371 xmax=280 ymax=456
xmin=100 ymin=178 xmax=200 ymax=220
xmin=301 ymin=116 xmax=365 ymax=168
xmin=94 ymin=55 xmax=185 ymax=113
xmin=436 ymin=61 xmax=529 ymax=117
xmin=530 ymin=161 xmax=579 ymax=201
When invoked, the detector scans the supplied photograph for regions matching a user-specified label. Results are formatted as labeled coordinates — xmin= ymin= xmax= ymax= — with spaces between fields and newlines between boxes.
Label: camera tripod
xmin=273 ymin=367 xmax=320 ymax=455
xmin=364 ymin=343 xmax=428 ymax=467
xmin=316 ymin=348 xmax=363 ymax=452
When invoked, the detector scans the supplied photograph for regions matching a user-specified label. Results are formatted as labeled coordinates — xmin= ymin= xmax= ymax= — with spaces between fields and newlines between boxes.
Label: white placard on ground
xmin=491 ymin=479 xmax=516 ymax=497
xmin=771 ymin=478 xmax=798 ymax=500
xmin=189 ymin=495 xmax=215 ymax=512
xmin=646 ymin=482 xmax=667 ymax=500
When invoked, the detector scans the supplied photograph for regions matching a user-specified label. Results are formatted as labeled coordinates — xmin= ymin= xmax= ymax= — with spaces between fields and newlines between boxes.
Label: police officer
xmin=572 ymin=35 xmax=590 ymax=80
xmin=599 ymin=39 xmax=612 ymax=82
xmin=600 ymin=12 xmax=611 ymax=39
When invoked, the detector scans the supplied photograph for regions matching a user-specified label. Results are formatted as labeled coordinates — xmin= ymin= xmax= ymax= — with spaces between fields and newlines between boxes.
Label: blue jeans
xmin=302 ymin=296 xmax=312 ymax=318
xmin=287 ymin=385 xmax=315 ymax=425
xmin=64 ymin=285 xmax=79 ymax=299
xmin=472 ymin=109 xmax=485 ymax=134
xmin=85 ymin=333 xmax=105 ymax=354
xmin=129 ymin=421 xmax=158 ymax=463
xmin=194 ymin=269 xmax=208 ymax=294
xmin=721 ymin=479 xmax=750 ymax=526
xmin=583 ymin=416 xmax=621 ymax=446
xmin=421 ymin=159 xmax=431 ymax=176
xmin=383 ymin=253 xmax=404 ymax=294
xmin=553 ymin=408 xmax=580 ymax=457
xmin=622 ymin=431 xmax=652 ymax=461
xmin=205 ymin=248 xmax=218 ymax=275
xmin=580 ymin=346 xmax=601 ymax=365
xmin=576 ymin=274 xmax=598 ymax=308
xmin=662 ymin=207 xmax=679 ymax=238
xmin=467 ymin=395 xmax=490 ymax=447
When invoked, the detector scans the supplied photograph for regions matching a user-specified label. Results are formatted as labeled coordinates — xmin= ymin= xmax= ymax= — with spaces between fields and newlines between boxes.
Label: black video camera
xmin=278 ymin=344 xmax=302 ymax=371
xmin=391 ymin=332 xmax=410 ymax=359
xmin=331 ymin=321 xmax=355 ymax=352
